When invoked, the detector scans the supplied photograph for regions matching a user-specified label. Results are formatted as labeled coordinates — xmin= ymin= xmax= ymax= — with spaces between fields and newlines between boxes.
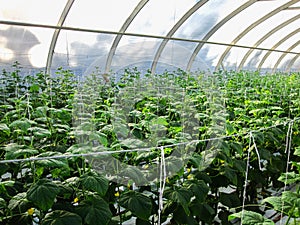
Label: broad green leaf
xmin=219 ymin=192 xmax=241 ymax=208
xmin=185 ymin=180 xmax=209 ymax=203
xmin=42 ymin=210 xmax=82 ymax=225
xmin=263 ymin=191 xmax=300 ymax=217
xmin=35 ymin=152 xmax=69 ymax=168
xmin=0 ymin=123 xmax=10 ymax=135
xmin=151 ymin=117 xmax=168 ymax=126
xmin=119 ymin=191 xmax=152 ymax=220
xmin=136 ymin=218 xmax=151 ymax=225
xmin=77 ymin=196 xmax=112 ymax=225
xmin=278 ymin=171 xmax=300 ymax=185
xmin=9 ymin=119 xmax=32 ymax=132
xmin=190 ymin=202 xmax=215 ymax=224
xmin=27 ymin=179 xmax=59 ymax=211
xmin=294 ymin=146 xmax=300 ymax=157
xmin=4 ymin=143 xmax=39 ymax=160
xmin=118 ymin=166 xmax=148 ymax=185
xmin=165 ymin=187 xmax=193 ymax=215
xmin=29 ymin=84 xmax=40 ymax=92
xmin=228 ymin=210 xmax=274 ymax=225
xmin=80 ymin=171 xmax=109 ymax=196
xmin=0 ymin=197 xmax=6 ymax=209
xmin=8 ymin=192 xmax=29 ymax=211
xmin=29 ymin=127 xmax=51 ymax=138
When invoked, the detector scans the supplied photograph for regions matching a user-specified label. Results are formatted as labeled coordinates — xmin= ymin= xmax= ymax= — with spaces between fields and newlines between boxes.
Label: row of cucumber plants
xmin=0 ymin=63 xmax=299 ymax=224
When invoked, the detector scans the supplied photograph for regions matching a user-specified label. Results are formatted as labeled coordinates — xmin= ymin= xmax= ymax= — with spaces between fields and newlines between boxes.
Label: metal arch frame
xmin=257 ymin=28 xmax=300 ymax=70
xmin=215 ymin=0 xmax=299 ymax=71
xmin=45 ymin=0 xmax=75 ymax=75
xmin=186 ymin=0 xmax=257 ymax=72
xmin=237 ymin=14 xmax=300 ymax=71
xmin=271 ymin=39 xmax=300 ymax=73
xmin=1 ymin=20 xmax=298 ymax=69
xmin=104 ymin=0 xmax=148 ymax=74
xmin=150 ymin=0 xmax=209 ymax=74
xmin=286 ymin=54 xmax=300 ymax=72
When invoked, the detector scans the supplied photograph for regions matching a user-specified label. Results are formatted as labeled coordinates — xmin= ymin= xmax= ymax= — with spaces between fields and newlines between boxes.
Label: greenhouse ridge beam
xmin=215 ymin=0 xmax=300 ymax=71
xmin=237 ymin=14 xmax=300 ymax=71
xmin=46 ymin=0 xmax=75 ymax=75
xmin=150 ymin=0 xmax=209 ymax=74
xmin=258 ymin=28 xmax=300 ymax=70
xmin=105 ymin=0 xmax=149 ymax=74
xmin=186 ymin=0 xmax=257 ymax=72
xmin=0 ymin=20 xmax=299 ymax=70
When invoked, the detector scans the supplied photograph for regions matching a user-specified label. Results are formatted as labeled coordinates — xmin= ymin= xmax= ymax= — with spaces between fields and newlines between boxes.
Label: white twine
xmin=0 ymin=118 xmax=298 ymax=165
xmin=158 ymin=146 xmax=166 ymax=225
xmin=250 ymin=132 xmax=263 ymax=171
xmin=280 ymin=120 xmax=294 ymax=225
xmin=241 ymin=131 xmax=252 ymax=225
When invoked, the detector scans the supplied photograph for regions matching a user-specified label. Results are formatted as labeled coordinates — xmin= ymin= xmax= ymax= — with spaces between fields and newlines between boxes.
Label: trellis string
xmin=241 ymin=131 xmax=252 ymax=225
xmin=158 ymin=146 xmax=166 ymax=225
xmin=250 ymin=132 xmax=263 ymax=171
xmin=280 ymin=120 xmax=294 ymax=225
xmin=0 ymin=117 xmax=299 ymax=164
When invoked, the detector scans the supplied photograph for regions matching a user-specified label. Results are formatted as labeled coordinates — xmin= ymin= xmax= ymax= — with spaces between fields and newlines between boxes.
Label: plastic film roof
xmin=0 ymin=0 xmax=300 ymax=75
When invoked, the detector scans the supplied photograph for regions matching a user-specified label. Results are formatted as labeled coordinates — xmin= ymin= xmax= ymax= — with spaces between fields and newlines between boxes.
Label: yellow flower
xmin=187 ymin=167 xmax=191 ymax=173
xmin=114 ymin=191 xmax=120 ymax=197
xmin=73 ymin=197 xmax=79 ymax=203
xmin=187 ymin=174 xmax=193 ymax=180
xmin=143 ymin=164 xmax=149 ymax=169
xmin=27 ymin=208 xmax=34 ymax=216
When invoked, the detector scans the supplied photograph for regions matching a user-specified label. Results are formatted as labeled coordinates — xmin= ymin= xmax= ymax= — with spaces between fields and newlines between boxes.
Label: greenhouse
xmin=0 ymin=0 xmax=300 ymax=224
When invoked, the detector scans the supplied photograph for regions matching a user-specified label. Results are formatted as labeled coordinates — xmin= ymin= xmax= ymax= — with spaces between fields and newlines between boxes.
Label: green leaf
xmin=35 ymin=152 xmax=69 ymax=168
xmin=29 ymin=84 xmax=40 ymax=92
xmin=185 ymin=180 xmax=209 ymax=203
xmin=80 ymin=171 xmax=109 ymax=196
xmin=77 ymin=196 xmax=112 ymax=225
xmin=136 ymin=218 xmax=152 ymax=225
xmin=151 ymin=117 xmax=168 ymax=126
xmin=119 ymin=191 xmax=152 ymax=220
xmin=27 ymin=179 xmax=59 ymax=211
xmin=263 ymin=191 xmax=300 ymax=217
xmin=278 ymin=171 xmax=300 ymax=185
xmin=8 ymin=192 xmax=30 ymax=212
xmin=294 ymin=146 xmax=300 ymax=157
xmin=219 ymin=192 xmax=241 ymax=208
xmin=228 ymin=210 xmax=274 ymax=225
xmin=118 ymin=166 xmax=148 ymax=185
xmin=0 ymin=123 xmax=10 ymax=135
xmin=29 ymin=127 xmax=51 ymax=138
xmin=4 ymin=143 xmax=39 ymax=160
xmin=42 ymin=210 xmax=82 ymax=225
xmin=165 ymin=187 xmax=193 ymax=215
xmin=0 ymin=197 xmax=6 ymax=209
xmin=9 ymin=119 xmax=32 ymax=132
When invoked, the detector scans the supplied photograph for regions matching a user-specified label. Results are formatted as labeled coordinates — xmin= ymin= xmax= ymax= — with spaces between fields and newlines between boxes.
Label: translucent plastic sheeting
xmin=208 ymin=1 xmax=288 ymax=44
xmin=0 ymin=0 xmax=300 ymax=74
xmin=0 ymin=0 xmax=67 ymax=24
xmin=0 ymin=24 xmax=53 ymax=68
xmin=126 ymin=0 xmax=195 ymax=36
xmin=277 ymin=51 xmax=300 ymax=72
xmin=65 ymin=0 xmax=140 ymax=31
xmin=110 ymin=36 xmax=161 ymax=73
xmin=174 ymin=0 xmax=249 ymax=40
xmin=156 ymin=40 xmax=200 ymax=71
xmin=241 ymin=49 xmax=268 ymax=71
xmin=237 ymin=10 xmax=300 ymax=47
xmin=52 ymin=30 xmax=115 ymax=73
